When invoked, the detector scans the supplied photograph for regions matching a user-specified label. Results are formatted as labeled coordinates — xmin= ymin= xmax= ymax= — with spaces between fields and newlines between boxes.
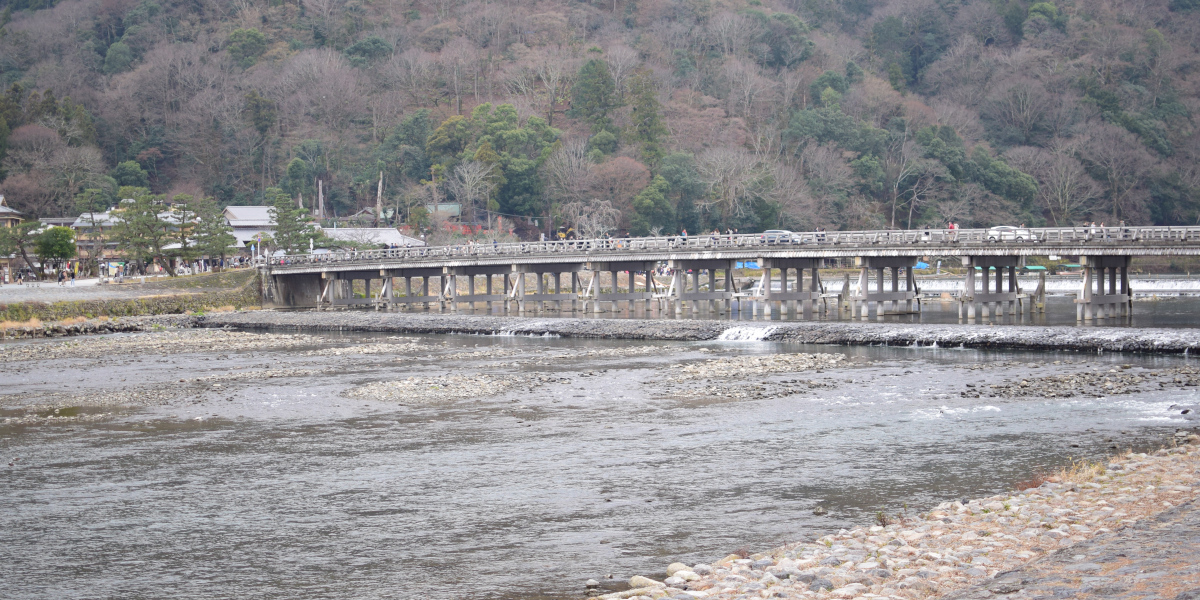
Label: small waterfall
xmin=492 ymin=330 xmax=560 ymax=338
xmin=717 ymin=326 xmax=778 ymax=341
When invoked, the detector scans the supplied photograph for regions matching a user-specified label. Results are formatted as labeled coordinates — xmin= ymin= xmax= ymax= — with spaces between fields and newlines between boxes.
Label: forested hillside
xmin=0 ymin=0 xmax=1197 ymax=238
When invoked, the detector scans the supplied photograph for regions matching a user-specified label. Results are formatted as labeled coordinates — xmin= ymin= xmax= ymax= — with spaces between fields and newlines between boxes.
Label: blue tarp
xmin=736 ymin=261 xmax=759 ymax=269
xmin=914 ymin=262 xmax=930 ymax=269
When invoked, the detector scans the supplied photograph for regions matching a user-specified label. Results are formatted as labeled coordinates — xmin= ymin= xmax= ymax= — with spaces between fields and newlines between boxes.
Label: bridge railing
xmin=266 ymin=226 xmax=1200 ymax=267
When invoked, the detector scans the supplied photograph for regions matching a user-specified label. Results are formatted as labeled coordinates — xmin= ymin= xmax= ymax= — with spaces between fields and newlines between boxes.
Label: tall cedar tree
xmin=628 ymin=69 xmax=667 ymax=167
xmin=569 ymin=59 xmax=620 ymax=134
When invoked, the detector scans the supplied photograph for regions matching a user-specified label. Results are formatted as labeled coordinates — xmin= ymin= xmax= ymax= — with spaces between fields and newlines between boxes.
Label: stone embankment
xmin=0 ymin=314 xmax=198 ymax=339
xmin=6 ymin=310 xmax=1200 ymax=355
xmin=199 ymin=311 xmax=1200 ymax=354
xmin=592 ymin=439 xmax=1200 ymax=600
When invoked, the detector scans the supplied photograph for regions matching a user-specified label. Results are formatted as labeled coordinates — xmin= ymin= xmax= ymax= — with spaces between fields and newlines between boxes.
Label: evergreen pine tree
xmin=628 ymin=69 xmax=667 ymax=166
xmin=268 ymin=187 xmax=319 ymax=254
xmin=569 ymin=59 xmax=620 ymax=134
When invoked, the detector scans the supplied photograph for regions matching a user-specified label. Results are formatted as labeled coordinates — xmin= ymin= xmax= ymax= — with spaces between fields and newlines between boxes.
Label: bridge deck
xmin=265 ymin=226 xmax=1200 ymax=276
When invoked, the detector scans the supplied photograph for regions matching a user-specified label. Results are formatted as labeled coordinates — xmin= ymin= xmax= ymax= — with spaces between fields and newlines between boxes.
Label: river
xmin=0 ymin=330 xmax=1195 ymax=599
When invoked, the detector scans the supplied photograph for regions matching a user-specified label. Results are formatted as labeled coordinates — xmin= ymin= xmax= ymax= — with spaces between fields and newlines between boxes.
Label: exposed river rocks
xmin=596 ymin=443 xmax=1200 ymax=600
xmin=960 ymin=363 xmax=1200 ymax=399
xmin=197 ymin=310 xmax=1200 ymax=354
xmin=346 ymin=373 xmax=572 ymax=404
xmin=653 ymin=353 xmax=848 ymax=402
xmin=4 ymin=313 xmax=1200 ymax=600
xmin=0 ymin=326 xmax=310 ymax=363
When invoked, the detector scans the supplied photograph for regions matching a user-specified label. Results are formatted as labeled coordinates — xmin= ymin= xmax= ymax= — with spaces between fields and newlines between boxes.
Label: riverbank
xmin=595 ymin=439 xmax=1200 ymax=600
xmin=0 ymin=270 xmax=258 ymax=324
xmin=194 ymin=310 xmax=1200 ymax=354
xmin=2 ymin=317 xmax=1197 ymax=599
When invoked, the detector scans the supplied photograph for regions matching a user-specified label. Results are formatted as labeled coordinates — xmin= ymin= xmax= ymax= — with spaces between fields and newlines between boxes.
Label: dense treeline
xmin=0 ymin=0 xmax=1196 ymax=238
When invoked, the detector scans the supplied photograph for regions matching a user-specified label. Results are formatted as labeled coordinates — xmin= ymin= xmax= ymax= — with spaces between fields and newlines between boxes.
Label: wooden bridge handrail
xmin=265 ymin=226 xmax=1200 ymax=267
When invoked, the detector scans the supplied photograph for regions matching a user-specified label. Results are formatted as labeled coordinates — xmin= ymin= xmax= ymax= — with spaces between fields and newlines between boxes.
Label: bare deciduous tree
xmin=723 ymin=59 xmax=774 ymax=120
xmin=605 ymin=44 xmax=639 ymax=100
xmin=937 ymin=183 xmax=983 ymax=225
xmin=1081 ymin=124 xmax=1157 ymax=222
xmin=49 ymin=146 xmax=106 ymax=213
xmin=987 ymin=79 xmax=1053 ymax=144
xmin=386 ymin=48 xmax=441 ymax=107
xmin=448 ymin=160 xmax=498 ymax=224
xmin=709 ymin=11 xmax=758 ymax=56
xmin=1006 ymin=143 xmax=1100 ymax=225
xmin=695 ymin=147 xmax=762 ymax=219
xmin=533 ymin=46 xmax=576 ymax=125
xmin=441 ymin=37 xmax=477 ymax=115
xmin=543 ymin=138 xmax=593 ymax=205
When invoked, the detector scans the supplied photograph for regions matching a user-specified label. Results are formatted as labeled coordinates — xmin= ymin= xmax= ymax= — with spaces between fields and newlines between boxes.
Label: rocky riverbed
xmin=958 ymin=363 xmax=1200 ymax=399
xmin=346 ymin=373 xmax=572 ymax=404
xmin=198 ymin=311 xmax=1200 ymax=354
xmin=3 ymin=319 xmax=1198 ymax=600
xmin=594 ymin=439 xmax=1200 ymax=600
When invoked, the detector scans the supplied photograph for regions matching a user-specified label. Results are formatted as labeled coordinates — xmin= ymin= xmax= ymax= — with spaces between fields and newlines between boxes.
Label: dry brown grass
xmin=0 ymin=318 xmax=42 ymax=330
xmin=209 ymin=305 xmax=237 ymax=312
xmin=1014 ymin=473 xmax=1051 ymax=491
xmin=1049 ymin=453 xmax=1121 ymax=484
xmin=55 ymin=316 xmax=87 ymax=326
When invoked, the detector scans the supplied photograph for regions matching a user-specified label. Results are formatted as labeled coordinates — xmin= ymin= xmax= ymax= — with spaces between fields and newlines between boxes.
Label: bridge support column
xmin=959 ymin=257 xmax=1024 ymax=323
xmin=1076 ymin=256 xmax=1131 ymax=322
xmin=262 ymin=272 xmax=322 ymax=309
xmin=380 ymin=268 xmax=442 ymax=311
xmin=666 ymin=260 xmax=734 ymax=318
xmin=850 ymin=257 xmax=919 ymax=320
xmin=512 ymin=264 xmax=585 ymax=313
xmin=590 ymin=261 xmax=657 ymax=315
xmin=760 ymin=259 xmax=824 ymax=319
xmin=445 ymin=266 xmax=509 ymax=313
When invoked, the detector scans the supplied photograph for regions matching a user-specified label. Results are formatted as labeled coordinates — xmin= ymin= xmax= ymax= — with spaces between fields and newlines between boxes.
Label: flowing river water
xmin=1 ymin=329 xmax=1197 ymax=600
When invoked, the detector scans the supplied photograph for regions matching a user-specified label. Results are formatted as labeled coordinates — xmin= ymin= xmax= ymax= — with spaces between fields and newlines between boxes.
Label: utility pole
xmin=376 ymin=171 xmax=384 ymax=227
xmin=317 ymin=179 xmax=325 ymax=221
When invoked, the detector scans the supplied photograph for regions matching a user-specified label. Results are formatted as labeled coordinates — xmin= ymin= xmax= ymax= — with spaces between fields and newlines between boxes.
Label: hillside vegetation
xmin=0 ymin=0 xmax=1196 ymax=237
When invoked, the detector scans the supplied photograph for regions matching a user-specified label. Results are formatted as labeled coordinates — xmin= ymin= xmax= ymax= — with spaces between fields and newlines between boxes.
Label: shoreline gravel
xmin=198 ymin=310 xmax=1200 ymax=354
xmin=7 ymin=310 xmax=1200 ymax=355
xmin=592 ymin=440 xmax=1200 ymax=600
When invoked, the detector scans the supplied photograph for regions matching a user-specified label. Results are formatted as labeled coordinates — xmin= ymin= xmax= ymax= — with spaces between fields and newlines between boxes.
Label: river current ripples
xmin=0 ymin=331 xmax=1196 ymax=599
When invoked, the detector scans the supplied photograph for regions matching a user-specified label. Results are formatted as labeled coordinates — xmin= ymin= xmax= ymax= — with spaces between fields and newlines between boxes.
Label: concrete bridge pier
xmin=262 ymin=271 xmax=322 ymax=309
xmin=1076 ymin=256 xmax=1132 ymax=322
xmin=851 ymin=257 xmax=919 ymax=320
xmin=512 ymin=264 xmax=584 ymax=314
xmin=591 ymin=261 xmax=658 ymax=315
xmin=445 ymin=266 xmax=510 ymax=313
xmin=959 ymin=257 xmax=1022 ymax=323
xmin=381 ymin=268 xmax=442 ymax=311
xmin=319 ymin=270 xmax=388 ymax=310
xmin=668 ymin=260 xmax=735 ymax=317
xmin=760 ymin=259 xmax=824 ymax=319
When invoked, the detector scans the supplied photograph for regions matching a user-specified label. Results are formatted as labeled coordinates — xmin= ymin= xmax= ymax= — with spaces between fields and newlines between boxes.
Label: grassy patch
xmin=130 ymin=269 xmax=256 ymax=291
xmin=0 ymin=273 xmax=260 ymax=322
